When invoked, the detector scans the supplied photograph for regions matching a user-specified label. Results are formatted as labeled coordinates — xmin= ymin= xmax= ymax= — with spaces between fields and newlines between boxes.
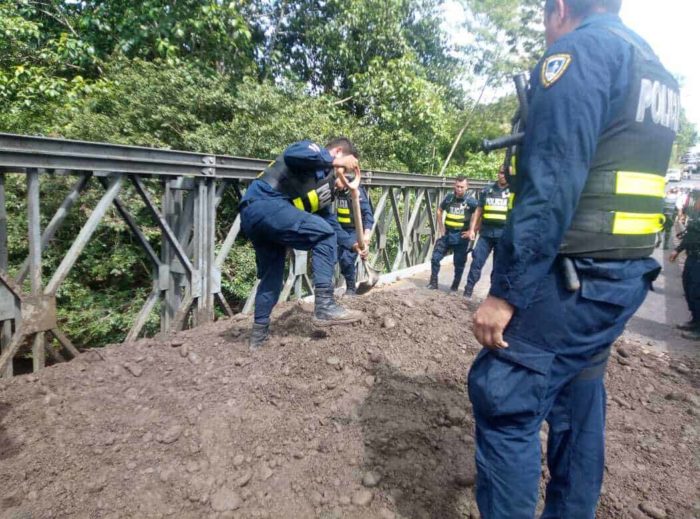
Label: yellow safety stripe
xmin=337 ymin=207 xmax=351 ymax=215
xmin=307 ymin=190 xmax=320 ymax=213
xmin=611 ymin=212 xmax=665 ymax=235
xmin=445 ymin=221 xmax=464 ymax=228
xmin=508 ymin=193 xmax=515 ymax=210
xmin=338 ymin=217 xmax=352 ymax=224
xmin=292 ymin=189 xmax=321 ymax=213
xmin=292 ymin=197 xmax=305 ymax=211
xmin=483 ymin=213 xmax=507 ymax=221
xmin=484 ymin=204 xmax=508 ymax=212
xmin=615 ymin=171 xmax=665 ymax=198
xmin=446 ymin=213 xmax=465 ymax=220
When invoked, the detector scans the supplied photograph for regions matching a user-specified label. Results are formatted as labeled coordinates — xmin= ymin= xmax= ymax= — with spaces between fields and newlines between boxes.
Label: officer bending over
xmin=335 ymin=176 xmax=374 ymax=296
xmin=469 ymin=0 xmax=678 ymax=517
xmin=240 ymin=138 xmax=367 ymax=350
xmin=463 ymin=166 xmax=510 ymax=298
xmin=428 ymin=176 xmax=478 ymax=291
xmin=670 ymin=193 xmax=700 ymax=340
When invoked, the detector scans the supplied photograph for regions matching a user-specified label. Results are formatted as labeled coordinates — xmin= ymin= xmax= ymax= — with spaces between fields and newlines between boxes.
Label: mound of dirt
xmin=0 ymin=287 xmax=698 ymax=519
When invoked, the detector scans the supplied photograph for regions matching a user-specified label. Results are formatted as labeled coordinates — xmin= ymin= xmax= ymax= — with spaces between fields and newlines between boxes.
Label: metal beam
xmin=16 ymin=174 xmax=91 ymax=284
xmin=132 ymin=175 xmax=193 ymax=275
xmin=45 ymin=174 xmax=124 ymax=295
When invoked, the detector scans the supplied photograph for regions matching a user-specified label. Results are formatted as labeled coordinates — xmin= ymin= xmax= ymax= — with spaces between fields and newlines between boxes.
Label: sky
xmin=443 ymin=1 xmax=700 ymax=146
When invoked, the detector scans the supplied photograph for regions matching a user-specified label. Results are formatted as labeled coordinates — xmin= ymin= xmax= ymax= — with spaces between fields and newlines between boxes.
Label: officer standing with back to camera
xmin=335 ymin=176 xmax=374 ymax=296
xmin=463 ymin=166 xmax=510 ymax=298
xmin=670 ymin=192 xmax=700 ymax=340
xmin=428 ymin=176 xmax=478 ymax=291
xmin=469 ymin=0 xmax=679 ymax=517
xmin=239 ymin=138 xmax=368 ymax=350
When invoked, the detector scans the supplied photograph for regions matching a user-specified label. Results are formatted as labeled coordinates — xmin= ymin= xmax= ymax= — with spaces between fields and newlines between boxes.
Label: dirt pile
xmin=0 ymin=287 xmax=698 ymax=519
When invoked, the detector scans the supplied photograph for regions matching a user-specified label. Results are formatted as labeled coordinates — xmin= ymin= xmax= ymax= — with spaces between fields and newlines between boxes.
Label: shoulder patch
xmin=540 ymin=53 xmax=572 ymax=88
xmin=308 ymin=143 xmax=321 ymax=153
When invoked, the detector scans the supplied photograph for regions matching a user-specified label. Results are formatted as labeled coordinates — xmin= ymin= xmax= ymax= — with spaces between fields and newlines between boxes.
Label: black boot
xmin=313 ymin=287 xmax=364 ymax=326
xmin=249 ymin=322 xmax=270 ymax=350
xmin=463 ymin=285 xmax=473 ymax=299
xmin=450 ymin=280 xmax=460 ymax=292
xmin=427 ymin=273 xmax=439 ymax=290
xmin=345 ymin=279 xmax=357 ymax=297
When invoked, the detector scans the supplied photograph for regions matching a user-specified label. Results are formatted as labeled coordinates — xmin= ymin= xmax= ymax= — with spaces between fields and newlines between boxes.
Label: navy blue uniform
xmin=431 ymin=194 xmax=478 ymax=287
xmin=467 ymin=14 xmax=665 ymax=519
xmin=677 ymin=219 xmax=700 ymax=325
xmin=240 ymin=141 xmax=356 ymax=325
xmin=465 ymin=183 xmax=510 ymax=295
xmin=336 ymin=187 xmax=374 ymax=290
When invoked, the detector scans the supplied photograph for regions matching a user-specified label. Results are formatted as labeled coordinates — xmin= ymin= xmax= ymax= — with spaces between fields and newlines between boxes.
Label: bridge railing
xmin=0 ymin=133 xmax=488 ymax=376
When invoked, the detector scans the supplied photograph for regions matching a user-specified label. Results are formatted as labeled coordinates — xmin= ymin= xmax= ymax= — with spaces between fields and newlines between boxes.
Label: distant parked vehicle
xmin=666 ymin=169 xmax=682 ymax=182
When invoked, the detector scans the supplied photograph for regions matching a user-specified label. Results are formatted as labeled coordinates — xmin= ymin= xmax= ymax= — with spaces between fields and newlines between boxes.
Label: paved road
xmin=397 ymin=175 xmax=699 ymax=357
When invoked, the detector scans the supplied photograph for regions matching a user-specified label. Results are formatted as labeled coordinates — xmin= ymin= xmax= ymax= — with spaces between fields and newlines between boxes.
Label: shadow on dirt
xmin=359 ymin=363 xmax=477 ymax=519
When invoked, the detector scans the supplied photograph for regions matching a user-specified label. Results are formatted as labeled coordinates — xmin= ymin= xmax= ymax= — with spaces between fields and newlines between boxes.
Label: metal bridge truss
xmin=0 ymin=133 xmax=487 ymax=376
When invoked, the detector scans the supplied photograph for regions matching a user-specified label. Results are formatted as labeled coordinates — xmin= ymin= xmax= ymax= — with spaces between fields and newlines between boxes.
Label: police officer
xmin=469 ymin=1 xmax=678 ymax=517
xmin=240 ymin=138 xmax=368 ymax=350
xmin=428 ymin=176 xmax=478 ymax=291
xmin=671 ymin=193 xmax=700 ymax=339
xmin=463 ymin=166 xmax=510 ymax=298
xmin=335 ymin=177 xmax=374 ymax=296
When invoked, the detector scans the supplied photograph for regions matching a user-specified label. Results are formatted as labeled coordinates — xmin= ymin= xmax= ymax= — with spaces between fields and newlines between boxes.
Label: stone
xmin=233 ymin=454 xmax=245 ymax=466
xmin=158 ymin=425 xmax=183 ymax=444
xmin=382 ymin=316 xmax=396 ymax=329
xmin=671 ymin=363 xmax=690 ymax=375
xmin=124 ymin=363 xmax=143 ymax=377
xmin=362 ymin=471 xmax=382 ymax=488
xmin=188 ymin=352 xmax=202 ymax=365
xmin=210 ymin=488 xmax=241 ymax=512
xmin=379 ymin=508 xmax=396 ymax=519
xmin=454 ymin=473 xmax=476 ymax=488
xmin=639 ymin=501 xmax=667 ymax=519
xmin=326 ymin=356 xmax=341 ymax=367
xmin=351 ymin=490 xmax=374 ymax=506
xmin=236 ymin=471 xmax=252 ymax=487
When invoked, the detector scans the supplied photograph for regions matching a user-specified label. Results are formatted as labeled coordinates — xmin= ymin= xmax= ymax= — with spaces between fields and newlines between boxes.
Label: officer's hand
xmin=468 ymin=229 xmax=476 ymax=241
xmin=316 ymin=181 xmax=333 ymax=209
xmin=460 ymin=231 xmax=470 ymax=239
xmin=472 ymin=295 xmax=514 ymax=350
xmin=353 ymin=243 xmax=369 ymax=260
xmin=333 ymin=155 xmax=360 ymax=176
xmin=363 ymin=230 xmax=371 ymax=244
xmin=669 ymin=250 xmax=679 ymax=262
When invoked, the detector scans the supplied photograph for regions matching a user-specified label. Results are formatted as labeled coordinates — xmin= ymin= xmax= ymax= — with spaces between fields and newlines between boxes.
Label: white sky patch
xmin=442 ymin=1 xmax=699 ymax=132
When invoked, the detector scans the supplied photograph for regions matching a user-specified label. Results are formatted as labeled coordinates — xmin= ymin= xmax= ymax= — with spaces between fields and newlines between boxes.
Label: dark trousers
xmin=466 ymin=235 xmax=499 ymax=292
xmin=682 ymin=255 xmax=700 ymax=322
xmin=337 ymin=228 xmax=358 ymax=289
xmin=241 ymin=199 xmax=336 ymax=325
xmin=468 ymin=262 xmax=652 ymax=518
xmin=431 ymin=232 xmax=470 ymax=286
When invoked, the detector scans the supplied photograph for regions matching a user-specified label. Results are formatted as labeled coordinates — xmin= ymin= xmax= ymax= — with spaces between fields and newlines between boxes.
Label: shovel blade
xmin=355 ymin=260 xmax=380 ymax=295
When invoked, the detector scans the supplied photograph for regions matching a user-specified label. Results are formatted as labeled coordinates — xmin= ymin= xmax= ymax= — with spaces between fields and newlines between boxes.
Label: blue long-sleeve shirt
xmin=242 ymin=140 xmax=356 ymax=250
xmin=490 ymin=13 xmax=660 ymax=309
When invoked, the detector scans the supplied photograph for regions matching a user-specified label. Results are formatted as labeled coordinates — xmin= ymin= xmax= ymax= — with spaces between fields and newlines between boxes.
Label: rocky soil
xmin=0 ymin=287 xmax=698 ymax=519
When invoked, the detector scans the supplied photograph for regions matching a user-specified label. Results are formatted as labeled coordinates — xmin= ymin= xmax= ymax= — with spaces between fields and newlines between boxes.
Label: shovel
xmin=335 ymin=168 xmax=380 ymax=295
